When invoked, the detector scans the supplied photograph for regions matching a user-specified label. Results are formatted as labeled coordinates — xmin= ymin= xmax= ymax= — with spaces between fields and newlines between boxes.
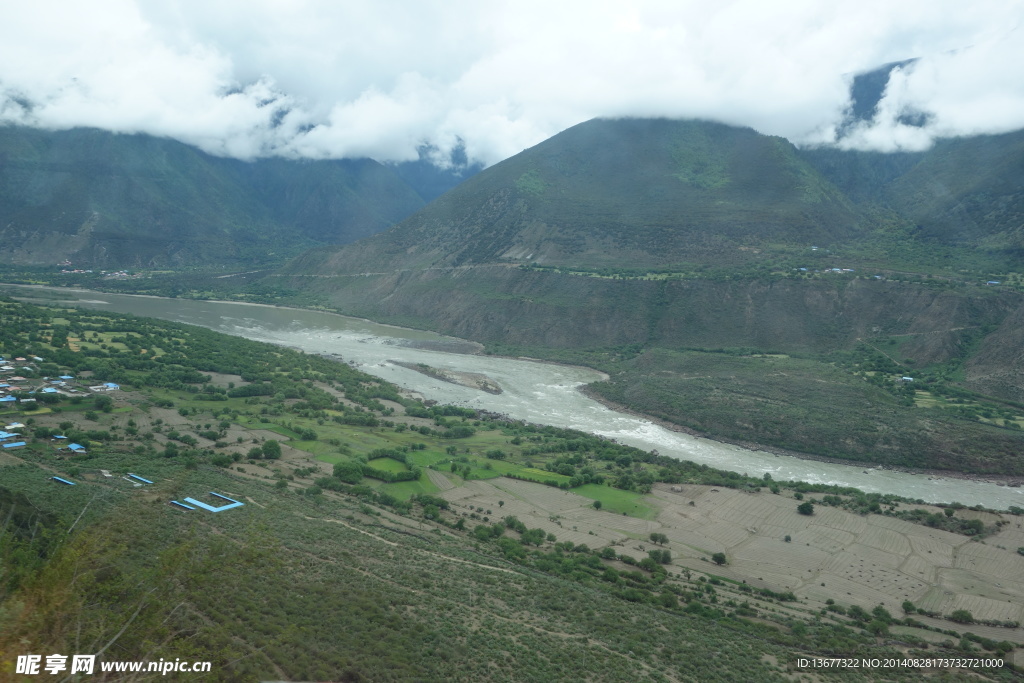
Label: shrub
xmin=949 ymin=609 xmax=974 ymax=624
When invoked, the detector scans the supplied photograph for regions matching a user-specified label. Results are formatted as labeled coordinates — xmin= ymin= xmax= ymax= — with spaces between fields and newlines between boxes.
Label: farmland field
xmin=433 ymin=471 xmax=1024 ymax=643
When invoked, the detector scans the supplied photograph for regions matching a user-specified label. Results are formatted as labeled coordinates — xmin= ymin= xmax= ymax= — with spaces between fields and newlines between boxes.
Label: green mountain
xmin=302 ymin=118 xmax=865 ymax=272
xmin=0 ymin=126 xmax=471 ymax=268
xmin=279 ymin=118 xmax=1024 ymax=475
xmin=802 ymin=129 xmax=1024 ymax=253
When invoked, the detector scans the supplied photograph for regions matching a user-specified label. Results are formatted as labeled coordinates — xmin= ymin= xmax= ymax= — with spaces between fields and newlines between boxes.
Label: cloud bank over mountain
xmin=2 ymin=0 xmax=1021 ymax=165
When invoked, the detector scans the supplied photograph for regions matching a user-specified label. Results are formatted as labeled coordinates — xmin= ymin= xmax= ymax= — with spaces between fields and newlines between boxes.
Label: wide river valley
xmin=7 ymin=284 xmax=1023 ymax=509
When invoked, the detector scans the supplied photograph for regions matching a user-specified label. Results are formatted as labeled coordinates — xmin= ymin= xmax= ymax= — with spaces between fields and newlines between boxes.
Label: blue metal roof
xmin=183 ymin=492 xmax=245 ymax=512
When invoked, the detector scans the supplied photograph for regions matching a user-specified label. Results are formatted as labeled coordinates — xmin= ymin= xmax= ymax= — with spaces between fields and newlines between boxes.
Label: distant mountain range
xmin=283 ymin=115 xmax=1024 ymax=285
xmin=287 ymin=116 xmax=1024 ymax=278
xmin=0 ymin=126 xmax=477 ymax=268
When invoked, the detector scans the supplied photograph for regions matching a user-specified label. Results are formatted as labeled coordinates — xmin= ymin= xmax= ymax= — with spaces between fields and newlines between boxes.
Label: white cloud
xmin=1 ymin=0 xmax=1021 ymax=164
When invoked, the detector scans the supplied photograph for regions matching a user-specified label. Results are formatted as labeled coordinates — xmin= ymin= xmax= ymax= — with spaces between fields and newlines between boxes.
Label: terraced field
xmin=442 ymin=476 xmax=1024 ymax=644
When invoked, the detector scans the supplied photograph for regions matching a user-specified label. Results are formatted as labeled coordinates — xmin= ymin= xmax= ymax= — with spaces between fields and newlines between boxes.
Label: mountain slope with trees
xmin=278 ymin=117 xmax=1024 ymax=474
xmin=294 ymin=118 xmax=867 ymax=272
xmin=0 ymin=126 xmax=475 ymax=268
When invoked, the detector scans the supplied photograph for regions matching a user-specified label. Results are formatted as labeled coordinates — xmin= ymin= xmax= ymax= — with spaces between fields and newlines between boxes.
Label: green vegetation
xmin=0 ymin=126 xmax=481 ymax=270
xmin=571 ymin=344 xmax=1024 ymax=475
xmin=571 ymin=483 xmax=655 ymax=519
xmin=3 ymin=299 xmax=1016 ymax=680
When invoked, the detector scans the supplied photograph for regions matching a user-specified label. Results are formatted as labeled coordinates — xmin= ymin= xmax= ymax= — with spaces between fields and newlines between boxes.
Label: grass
xmin=373 ymin=478 xmax=439 ymax=499
xmin=405 ymin=450 xmax=453 ymax=468
xmin=572 ymin=483 xmax=657 ymax=519
xmin=365 ymin=457 xmax=408 ymax=473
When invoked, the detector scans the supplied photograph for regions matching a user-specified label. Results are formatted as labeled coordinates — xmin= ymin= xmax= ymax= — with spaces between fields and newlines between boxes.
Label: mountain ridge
xmin=0 ymin=126 xmax=474 ymax=268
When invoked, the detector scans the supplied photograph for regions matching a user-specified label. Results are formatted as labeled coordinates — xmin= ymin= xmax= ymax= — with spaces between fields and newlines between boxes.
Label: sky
xmin=1 ymin=0 xmax=1022 ymax=166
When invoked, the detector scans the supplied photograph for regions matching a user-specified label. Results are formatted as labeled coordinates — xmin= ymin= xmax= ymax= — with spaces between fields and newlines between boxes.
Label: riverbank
xmin=578 ymin=384 xmax=1024 ymax=492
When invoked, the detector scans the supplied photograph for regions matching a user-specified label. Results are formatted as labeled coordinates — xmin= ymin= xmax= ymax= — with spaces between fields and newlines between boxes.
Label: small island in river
xmin=392 ymin=360 xmax=503 ymax=394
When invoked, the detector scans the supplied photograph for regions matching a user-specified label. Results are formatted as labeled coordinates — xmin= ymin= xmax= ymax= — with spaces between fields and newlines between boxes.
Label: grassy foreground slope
xmin=1 ymin=300 xmax=1018 ymax=681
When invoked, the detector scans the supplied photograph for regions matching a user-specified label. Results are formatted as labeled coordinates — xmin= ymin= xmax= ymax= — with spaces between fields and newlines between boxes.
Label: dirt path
xmin=304 ymin=514 xmax=520 ymax=575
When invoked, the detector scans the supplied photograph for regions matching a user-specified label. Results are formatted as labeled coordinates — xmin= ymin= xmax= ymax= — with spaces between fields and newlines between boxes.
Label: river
xmin=6 ymin=284 xmax=1023 ymax=509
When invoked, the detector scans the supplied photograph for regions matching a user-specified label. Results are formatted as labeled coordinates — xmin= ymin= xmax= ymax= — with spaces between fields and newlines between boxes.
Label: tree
xmin=333 ymin=461 xmax=363 ymax=484
xmin=901 ymin=600 xmax=916 ymax=614
xmin=848 ymin=605 xmax=869 ymax=623
xmin=949 ymin=609 xmax=974 ymax=624
xmin=944 ymin=508 xmax=955 ymax=517
xmin=649 ymin=532 xmax=668 ymax=545
xmin=592 ymin=500 xmax=602 ymax=510
xmin=866 ymin=619 xmax=889 ymax=637
xmin=871 ymin=605 xmax=893 ymax=623
xmin=651 ymin=549 xmax=671 ymax=564
xmin=262 ymin=439 xmax=281 ymax=460
xmin=797 ymin=501 xmax=815 ymax=516
xmin=711 ymin=552 xmax=727 ymax=566
xmin=638 ymin=557 xmax=659 ymax=572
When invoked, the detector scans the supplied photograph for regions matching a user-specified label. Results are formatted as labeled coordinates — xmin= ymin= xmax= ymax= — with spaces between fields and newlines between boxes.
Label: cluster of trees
xmin=247 ymin=440 xmax=282 ymax=460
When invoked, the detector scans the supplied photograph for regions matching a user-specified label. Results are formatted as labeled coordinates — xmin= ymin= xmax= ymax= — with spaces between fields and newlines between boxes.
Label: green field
xmin=365 ymin=456 xmax=408 ymax=473
xmin=372 ymin=478 xmax=440 ymax=499
xmin=572 ymin=483 xmax=656 ymax=519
